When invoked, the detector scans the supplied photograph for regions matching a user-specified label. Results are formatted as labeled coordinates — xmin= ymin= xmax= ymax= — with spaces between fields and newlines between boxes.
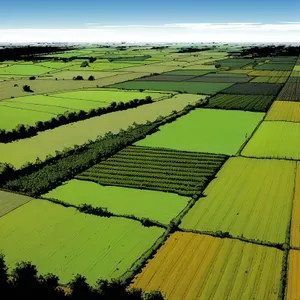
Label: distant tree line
xmin=240 ymin=45 xmax=300 ymax=58
xmin=177 ymin=47 xmax=213 ymax=53
xmin=0 ymin=46 xmax=73 ymax=61
xmin=0 ymin=254 xmax=164 ymax=300
xmin=0 ymin=97 xmax=153 ymax=143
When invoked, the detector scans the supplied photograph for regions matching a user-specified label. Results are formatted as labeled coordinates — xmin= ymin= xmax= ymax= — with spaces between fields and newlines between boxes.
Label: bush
xmin=89 ymin=57 xmax=97 ymax=63
xmin=80 ymin=61 xmax=89 ymax=68
xmin=23 ymin=85 xmax=32 ymax=92
xmin=29 ymin=76 xmax=36 ymax=80
xmin=72 ymin=76 xmax=83 ymax=80
xmin=88 ymin=75 xmax=95 ymax=81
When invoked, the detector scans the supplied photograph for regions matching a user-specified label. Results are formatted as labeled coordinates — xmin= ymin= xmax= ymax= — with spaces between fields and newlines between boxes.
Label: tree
xmin=29 ymin=76 xmax=36 ymax=80
xmin=73 ymin=76 xmax=83 ymax=80
xmin=0 ymin=254 xmax=8 ymax=292
xmin=70 ymin=274 xmax=94 ymax=299
xmin=143 ymin=291 xmax=164 ymax=300
xmin=88 ymin=75 xmax=95 ymax=81
xmin=80 ymin=61 xmax=89 ymax=67
xmin=89 ymin=57 xmax=97 ymax=63
xmin=23 ymin=85 xmax=33 ymax=92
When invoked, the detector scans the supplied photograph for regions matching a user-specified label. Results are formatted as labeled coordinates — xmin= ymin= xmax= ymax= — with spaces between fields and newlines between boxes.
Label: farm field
xmin=45 ymin=70 xmax=119 ymax=80
xmin=254 ymin=62 xmax=294 ymax=71
xmin=111 ymin=80 xmax=234 ymax=94
xmin=277 ymin=83 xmax=300 ymax=101
xmin=251 ymin=76 xmax=288 ymax=83
xmin=136 ymin=109 xmax=264 ymax=155
xmin=0 ymin=90 xmax=167 ymax=131
xmin=0 ymin=200 xmax=164 ymax=285
xmin=115 ymin=64 xmax=178 ymax=73
xmin=0 ymin=64 xmax=54 ymax=76
xmin=249 ymin=70 xmax=291 ymax=77
xmin=286 ymin=250 xmax=300 ymax=300
xmin=130 ymin=232 xmax=283 ymax=300
xmin=289 ymin=162 xmax=300 ymax=248
xmin=75 ymin=145 xmax=228 ymax=197
xmin=265 ymin=101 xmax=300 ymax=122
xmin=163 ymin=69 xmax=212 ymax=76
xmin=186 ymin=74 xmax=253 ymax=83
xmin=205 ymin=94 xmax=274 ymax=112
xmin=68 ymin=62 xmax=138 ymax=71
xmin=0 ymin=94 xmax=202 ymax=168
xmin=241 ymin=121 xmax=300 ymax=160
xmin=180 ymin=157 xmax=295 ymax=244
xmin=0 ymin=190 xmax=33 ymax=217
xmin=42 ymin=179 xmax=188 ymax=224
xmin=221 ymin=82 xmax=283 ymax=95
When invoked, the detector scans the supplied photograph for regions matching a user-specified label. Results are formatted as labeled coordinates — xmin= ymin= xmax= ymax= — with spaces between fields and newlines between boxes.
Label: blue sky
xmin=0 ymin=0 xmax=299 ymax=42
xmin=1 ymin=0 xmax=299 ymax=28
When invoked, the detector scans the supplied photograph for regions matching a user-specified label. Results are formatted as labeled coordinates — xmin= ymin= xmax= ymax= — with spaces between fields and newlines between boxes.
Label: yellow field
xmin=286 ymin=250 xmax=300 ymax=300
xmin=130 ymin=232 xmax=283 ymax=300
xmin=0 ymin=94 xmax=203 ymax=169
xmin=249 ymin=70 xmax=291 ymax=77
xmin=290 ymin=162 xmax=300 ymax=248
xmin=265 ymin=101 xmax=300 ymax=123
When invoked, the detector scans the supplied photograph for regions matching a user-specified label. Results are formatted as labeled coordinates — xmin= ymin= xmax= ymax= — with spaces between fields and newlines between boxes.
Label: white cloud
xmin=0 ymin=23 xmax=299 ymax=43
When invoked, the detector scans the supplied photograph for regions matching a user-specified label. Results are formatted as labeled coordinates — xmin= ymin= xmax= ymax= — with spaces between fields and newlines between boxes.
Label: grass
xmin=45 ymin=71 xmax=118 ymax=80
xmin=75 ymin=145 xmax=228 ymax=197
xmin=0 ymin=190 xmax=33 ymax=217
xmin=241 ymin=121 xmax=300 ymax=160
xmin=111 ymin=81 xmax=233 ymax=95
xmin=163 ymin=70 xmax=212 ymax=76
xmin=0 ymin=200 xmax=164 ymax=285
xmin=68 ymin=62 xmax=138 ymax=71
xmin=42 ymin=179 xmax=188 ymax=224
xmin=180 ymin=157 xmax=295 ymax=244
xmin=135 ymin=108 xmax=264 ymax=155
xmin=131 ymin=232 xmax=283 ymax=300
xmin=205 ymin=94 xmax=274 ymax=112
xmin=0 ymin=94 xmax=201 ymax=169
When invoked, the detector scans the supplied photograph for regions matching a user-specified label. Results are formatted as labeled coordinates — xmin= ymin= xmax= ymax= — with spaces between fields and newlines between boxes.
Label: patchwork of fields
xmin=0 ymin=46 xmax=299 ymax=299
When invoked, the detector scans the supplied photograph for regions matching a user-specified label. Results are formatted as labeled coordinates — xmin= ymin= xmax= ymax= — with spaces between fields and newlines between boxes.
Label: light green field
xmin=242 ymin=121 xmax=300 ymax=159
xmin=180 ymin=157 xmax=295 ymax=244
xmin=0 ymin=190 xmax=33 ymax=217
xmin=0 ymin=94 xmax=201 ymax=169
xmin=42 ymin=179 xmax=187 ymax=224
xmin=36 ymin=62 xmax=79 ymax=69
xmin=0 ymin=64 xmax=53 ymax=76
xmin=69 ymin=62 xmax=137 ymax=71
xmin=0 ymin=200 xmax=164 ymax=285
xmin=45 ymin=70 xmax=118 ymax=80
xmin=136 ymin=109 xmax=264 ymax=155
xmin=0 ymin=90 xmax=167 ymax=131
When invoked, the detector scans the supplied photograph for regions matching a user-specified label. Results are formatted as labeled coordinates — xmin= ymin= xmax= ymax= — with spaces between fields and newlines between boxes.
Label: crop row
xmin=222 ymin=83 xmax=283 ymax=96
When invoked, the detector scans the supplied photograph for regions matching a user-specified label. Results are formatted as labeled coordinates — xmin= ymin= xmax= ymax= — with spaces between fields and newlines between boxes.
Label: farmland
xmin=0 ymin=45 xmax=299 ymax=298
xmin=110 ymin=80 xmax=234 ymax=95
xmin=180 ymin=157 xmax=295 ymax=244
xmin=0 ymin=94 xmax=202 ymax=168
xmin=221 ymin=82 xmax=283 ymax=95
xmin=241 ymin=121 xmax=300 ymax=160
xmin=286 ymin=250 xmax=300 ymax=300
xmin=75 ymin=145 xmax=228 ymax=197
xmin=130 ymin=232 xmax=283 ymax=300
xmin=0 ymin=200 xmax=164 ymax=285
xmin=265 ymin=101 xmax=300 ymax=122
xmin=42 ymin=178 xmax=188 ymax=224
xmin=0 ymin=90 xmax=169 ymax=131
xmin=135 ymin=109 xmax=264 ymax=155
xmin=0 ymin=190 xmax=33 ymax=217
xmin=205 ymin=94 xmax=274 ymax=112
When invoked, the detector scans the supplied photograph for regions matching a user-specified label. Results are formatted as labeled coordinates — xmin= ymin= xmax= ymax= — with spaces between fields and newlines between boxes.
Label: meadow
xmin=135 ymin=109 xmax=264 ymax=155
xmin=0 ymin=200 xmax=164 ymax=285
xmin=180 ymin=157 xmax=295 ymax=244
xmin=131 ymin=232 xmax=283 ymax=300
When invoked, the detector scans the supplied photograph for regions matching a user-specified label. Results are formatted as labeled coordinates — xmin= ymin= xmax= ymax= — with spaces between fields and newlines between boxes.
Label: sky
xmin=0 ymin=0 xmax=299 ymax=43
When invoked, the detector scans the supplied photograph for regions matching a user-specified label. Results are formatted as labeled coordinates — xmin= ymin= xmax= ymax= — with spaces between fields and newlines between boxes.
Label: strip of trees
xmin=0 ymin=254 xmax=164 ymax=299
xmin=0 ymin=97 xmax=153 ymax=143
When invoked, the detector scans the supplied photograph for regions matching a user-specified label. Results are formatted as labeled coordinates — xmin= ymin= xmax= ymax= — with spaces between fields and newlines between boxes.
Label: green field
xmin=0 ymin=200 xmax=164 ymax=284
xmin=241 ymin=121 xmax=300 ymax=159
xmin=180 ymin=157 xmax=295 ymax=244
xmin=69 ymin=62 xmax=138 ymax=71
xmin=135 ymin=109 xmax=264 ymax=155
xmin=44 ymin=70 xmax=119 ymax=80
xmin=163 ymin=70 xmax=212 ymax=76
xmin=111 ymin=81 xmax=233 ymax=94
xmin=0 ymin=190 xmax=33 ymax=217
xmin=0 ymin=64 xmax=53 ymax=76
xmin=0 ymin=94 xmax=201 ymax=169
xmin=42 ymin=179 xmax=188 ymax=224
xmin=0 ymin=90 xmax=168 ymax=131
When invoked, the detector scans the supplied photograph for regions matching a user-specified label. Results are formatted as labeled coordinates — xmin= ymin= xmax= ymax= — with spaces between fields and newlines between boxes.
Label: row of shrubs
xmin=0 ymin=254 xmax=164 ymax=299
xmin=0 ymin=97 xmax=153 ymax=143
